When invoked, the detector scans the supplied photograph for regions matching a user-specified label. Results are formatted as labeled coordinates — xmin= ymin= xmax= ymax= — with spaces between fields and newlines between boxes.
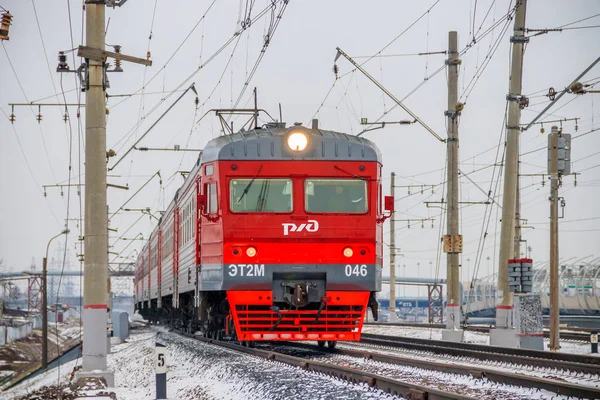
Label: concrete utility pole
xmin=515 ymin=170 xmax=521 ymax=259
xmin=549 ymin=126 xmax=560 ymax=350
xmin=442 ymin=31 xmax=464 ymax=342
xmin=79 ymin=1 xmax=113 ymax=386
xmin=41 ymin=257 xmax=48 ymax=370
xmin=389 ymin=172 xmax=396 ymax=320
xmin=492 ymin=0 xmax=527 ymax=346
xmin=42 ymin=228 xmax=69 ymax=370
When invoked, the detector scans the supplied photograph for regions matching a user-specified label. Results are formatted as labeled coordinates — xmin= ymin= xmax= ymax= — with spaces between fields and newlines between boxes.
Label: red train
xmin=134 ymin=120 xmax=392 ymax=347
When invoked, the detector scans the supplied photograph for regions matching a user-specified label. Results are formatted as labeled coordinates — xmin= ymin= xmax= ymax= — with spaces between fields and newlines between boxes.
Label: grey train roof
xmin=201 ymin=123 xmax=382 ymax=163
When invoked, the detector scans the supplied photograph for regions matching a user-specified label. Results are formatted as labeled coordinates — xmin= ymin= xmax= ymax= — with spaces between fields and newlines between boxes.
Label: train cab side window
xmin=207 ymin=182 xmax=218 ymax=214
xmin=205 ymin=165 xmax=214 ymax=176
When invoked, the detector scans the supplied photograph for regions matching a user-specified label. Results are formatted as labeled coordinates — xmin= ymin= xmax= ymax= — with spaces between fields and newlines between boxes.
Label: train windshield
xmin=305 ymin=179 xmax=367 ymax=213
xmin=230 ymin=178 xmax=293 ymax=213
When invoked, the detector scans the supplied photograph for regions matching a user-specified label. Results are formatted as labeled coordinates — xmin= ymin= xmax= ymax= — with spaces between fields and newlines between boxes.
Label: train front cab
xmin=211 ymin=159 xmax=386 ymax=343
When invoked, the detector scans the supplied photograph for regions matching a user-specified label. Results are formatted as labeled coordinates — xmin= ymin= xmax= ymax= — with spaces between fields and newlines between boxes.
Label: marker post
xmin=155 ymin=342 xmax=167 ymax=399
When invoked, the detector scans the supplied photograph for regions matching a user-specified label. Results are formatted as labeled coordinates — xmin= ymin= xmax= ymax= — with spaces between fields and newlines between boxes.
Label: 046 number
xmin=345 ymin=264 xmax=367 ymax=277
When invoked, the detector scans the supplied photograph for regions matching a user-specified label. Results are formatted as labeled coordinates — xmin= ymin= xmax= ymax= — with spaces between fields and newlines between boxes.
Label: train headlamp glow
xmin=246 ymin=247 xmax=257 ymax=257
xmin=287 ymin=132 xmax=308 ymax=152
xmin=343 ymin=247 xmax=353 ymax=258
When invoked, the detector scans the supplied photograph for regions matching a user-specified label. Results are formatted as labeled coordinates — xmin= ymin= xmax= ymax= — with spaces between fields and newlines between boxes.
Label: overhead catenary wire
xmin=54 ymin=0 xmax=86 ymax=385
xmin=308 ymin=0 xmax=444 ymax=121
xmin=109 ymin=1 xmax=284 ymax=155
xmin=0 ymin=106 xmax=62 ymax=224
xmin=108 ymin=0 xmax=218 ymax=111
xmin=1 ymin=42 xmax=61 ymax=186
xmin=123 ymin=0 xmax=162 ymax=193
xmin=341 ymin=2 xmax=520 ymax=132
xmin=230 ymin=0 xmax=289 ymax=111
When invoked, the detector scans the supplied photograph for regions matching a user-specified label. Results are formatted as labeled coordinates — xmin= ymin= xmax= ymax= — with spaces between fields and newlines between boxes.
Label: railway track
xmin=174 ymin=328 xmax=600 ymax=399
xmin=175 ymin=331 xmax=475 ymax=400
xmin=363 ymin=322 xmax=593 ymax=342
xmin=360 ymin=333 xmax=600 ymax=374
xmin=274 ymin=341 xmax=600 ymax=399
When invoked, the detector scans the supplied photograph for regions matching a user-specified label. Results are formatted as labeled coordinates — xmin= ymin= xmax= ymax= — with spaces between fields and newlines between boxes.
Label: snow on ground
xmin=363 ymin=325 xmax=489 ymax=344
xmin=337 ymin=341 xmax=600 ymax=389
xmin=362 ymin=324 xmax=599 ymax=355
xmin=4 ymin=327 xmax=403 ymax=400
xmin=320 ymin=353 xmax=559 ymax=400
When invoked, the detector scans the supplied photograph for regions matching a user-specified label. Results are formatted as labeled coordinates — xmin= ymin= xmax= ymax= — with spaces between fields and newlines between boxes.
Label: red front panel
xmin=227 ymin=290 xmax=369 ymax=341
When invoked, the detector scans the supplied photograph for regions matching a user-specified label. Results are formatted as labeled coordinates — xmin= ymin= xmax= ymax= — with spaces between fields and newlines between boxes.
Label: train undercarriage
xmin=136 ymin=288 xmax=378 ymax=348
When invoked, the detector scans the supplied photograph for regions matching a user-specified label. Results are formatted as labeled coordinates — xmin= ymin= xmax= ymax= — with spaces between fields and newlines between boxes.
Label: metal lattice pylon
xmin=27 ymin=276 xmax=42 ymax=311
xmin=428 ymin=284 xmax=443 ymax=324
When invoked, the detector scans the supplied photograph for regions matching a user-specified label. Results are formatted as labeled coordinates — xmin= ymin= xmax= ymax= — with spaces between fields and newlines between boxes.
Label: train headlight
xmin=287 ymin=131 xmax=308 ymax=152
xmin=246 ymin=246 xmax=257 ymax=257
xmin=343 ymin=247 xmax=353 ymax=258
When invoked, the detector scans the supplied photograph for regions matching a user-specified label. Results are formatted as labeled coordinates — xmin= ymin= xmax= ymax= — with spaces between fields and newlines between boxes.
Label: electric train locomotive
xmin=134 ymin=119 xmax=393 ymax=347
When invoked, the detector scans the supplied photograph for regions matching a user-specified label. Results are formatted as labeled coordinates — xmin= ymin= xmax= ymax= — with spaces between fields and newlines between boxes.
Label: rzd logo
xmin=282 ymin=220 xmax=319 ymax=236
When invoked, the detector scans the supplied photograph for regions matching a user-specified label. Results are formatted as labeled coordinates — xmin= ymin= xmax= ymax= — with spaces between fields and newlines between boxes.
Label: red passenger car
xmin=135 ymin=120 xmax=392 ymax=347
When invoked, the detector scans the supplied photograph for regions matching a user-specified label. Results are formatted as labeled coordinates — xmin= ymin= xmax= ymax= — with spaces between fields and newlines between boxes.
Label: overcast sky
xmin=1 ymin=0 xmax=599 ymax=294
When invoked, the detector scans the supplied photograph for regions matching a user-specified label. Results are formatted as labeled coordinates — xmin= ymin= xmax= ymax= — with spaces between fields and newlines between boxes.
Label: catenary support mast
xmin=492 ymin=0 xmax=528 ymax=345
xmin=442 ymin=31 xmax=464 ymax=342
xmin=389 ymin=172 xmax=396 ymax=319
xmin=79 ymin=0 xmax=113 ymax=385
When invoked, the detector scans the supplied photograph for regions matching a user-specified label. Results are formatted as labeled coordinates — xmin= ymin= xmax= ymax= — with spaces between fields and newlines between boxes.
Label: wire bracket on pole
xmin=506 ymin=94 xmax=529 ymax=109
xmin=444 ymin=58 xmax=462 ymax=66
xmin=105 ymin=0 xmax=128 ymax=7
xmin=509 ymin=35 xmax=530 ymax=44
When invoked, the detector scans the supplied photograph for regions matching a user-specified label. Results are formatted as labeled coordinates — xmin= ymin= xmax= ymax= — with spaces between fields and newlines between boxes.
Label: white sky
xmin=1 ymin=0 xmax=599 ymax=293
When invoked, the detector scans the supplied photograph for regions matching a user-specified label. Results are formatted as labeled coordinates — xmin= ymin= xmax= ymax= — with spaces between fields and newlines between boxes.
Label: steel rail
xmin=363 ymin=322 xmax=592 ymax=341
xmin=463 ymin=325 xmax=591 ymax=341
xmin=360 ymin=333 xmax=600 ymax=373
xmin=176 ymin=331 xmax=474 ymax=400
xmin=276 ymin=342 xmax=600 ymax=400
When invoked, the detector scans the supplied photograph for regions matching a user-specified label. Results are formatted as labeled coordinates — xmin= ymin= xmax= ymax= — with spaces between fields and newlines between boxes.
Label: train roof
xmin=201 ymin=122 xmax=382 ymax=163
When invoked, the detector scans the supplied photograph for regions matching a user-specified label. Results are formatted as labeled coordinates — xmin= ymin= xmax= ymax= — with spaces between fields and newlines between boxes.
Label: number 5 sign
xmin=155 ymin=342 xmax=167 ymax=399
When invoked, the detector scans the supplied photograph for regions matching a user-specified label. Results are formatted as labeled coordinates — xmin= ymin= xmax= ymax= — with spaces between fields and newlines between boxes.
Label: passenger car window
xmin=207 ymin=182 xmax=218 ymax=214
xmin=230 ymin=178 xmax=292 ymax=213
xmin=305 ymin=179 xmax=367 ymax=213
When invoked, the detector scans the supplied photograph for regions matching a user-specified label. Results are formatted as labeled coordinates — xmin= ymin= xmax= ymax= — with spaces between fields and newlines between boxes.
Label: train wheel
xmin=327 ymin=341 xmax=337 ymax=350
xmin=247 ymin=341 xmax=255 ymax=348
xmin=317 ymin=341 xmax=326 ymax=349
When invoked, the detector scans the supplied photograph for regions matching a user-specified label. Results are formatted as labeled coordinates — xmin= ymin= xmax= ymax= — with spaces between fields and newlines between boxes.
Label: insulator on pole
xmin=0 ymin=11 xmax=13 ymax=41
xmin=9 ymin=105 xmax=15 ymax=123
xmin=570 ymin=81 xmax=585 ymax=94
xmin=57 ymin=51 xmax=70 ymax=72
xmin=113 ymin=45 xmax=123 ymax=72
